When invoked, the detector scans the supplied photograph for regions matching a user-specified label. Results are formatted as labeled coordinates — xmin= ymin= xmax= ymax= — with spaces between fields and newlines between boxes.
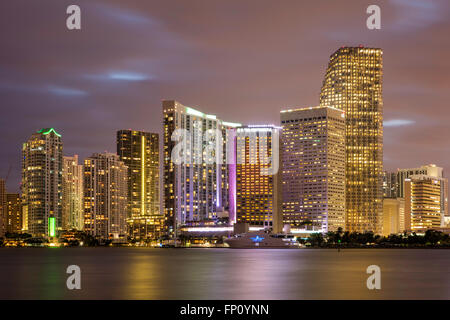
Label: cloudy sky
xmin=1 ymin=0 xmax=450 ymax=191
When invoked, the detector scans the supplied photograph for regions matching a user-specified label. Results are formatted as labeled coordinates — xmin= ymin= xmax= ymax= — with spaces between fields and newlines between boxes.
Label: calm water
xmin=0 ymin=248 xmax=449 ymax=300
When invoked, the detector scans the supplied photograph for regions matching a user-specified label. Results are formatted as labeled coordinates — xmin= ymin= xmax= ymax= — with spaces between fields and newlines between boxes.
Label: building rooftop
xmin=37 ymin=128 xmax=61 ymax=137
xmin=280 ymin=105 xmax=344 ymax=113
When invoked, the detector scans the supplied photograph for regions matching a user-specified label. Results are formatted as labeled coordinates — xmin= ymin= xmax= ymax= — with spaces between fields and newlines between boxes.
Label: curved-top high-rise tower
xmin=22 ymin=128 xmax=63 ymax=237
xmin=320 ymin=46 xmax=383 ymax=234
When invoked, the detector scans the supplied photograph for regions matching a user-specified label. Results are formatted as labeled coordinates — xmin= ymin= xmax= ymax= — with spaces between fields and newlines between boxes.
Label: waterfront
xmin=0 ymin=248 xmax=449 ymax=300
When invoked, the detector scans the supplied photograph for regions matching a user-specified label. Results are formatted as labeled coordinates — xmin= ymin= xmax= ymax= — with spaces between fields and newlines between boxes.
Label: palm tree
xmin=308 ymin=233 xmax=324 ymax=247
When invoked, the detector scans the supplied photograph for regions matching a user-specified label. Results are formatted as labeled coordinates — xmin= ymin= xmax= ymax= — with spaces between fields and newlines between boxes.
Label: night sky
xmin=1 ymin=0 xmax=450 ymax=192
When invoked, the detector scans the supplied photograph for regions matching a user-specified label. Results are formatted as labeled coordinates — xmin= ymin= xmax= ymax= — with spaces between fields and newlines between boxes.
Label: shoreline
xmin=2 ymin=245 xmax=450 ymax=250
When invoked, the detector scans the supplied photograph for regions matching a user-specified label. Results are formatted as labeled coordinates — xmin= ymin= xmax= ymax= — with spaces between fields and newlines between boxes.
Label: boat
xmin=224 ymin=231 xmax=299 ymax=249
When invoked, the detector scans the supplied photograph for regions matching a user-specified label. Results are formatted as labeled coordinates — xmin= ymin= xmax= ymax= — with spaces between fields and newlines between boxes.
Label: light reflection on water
xmin=0 ymin=248 xmax=449 ymax=299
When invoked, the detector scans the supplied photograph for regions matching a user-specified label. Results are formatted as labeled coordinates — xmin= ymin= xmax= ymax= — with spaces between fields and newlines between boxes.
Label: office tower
xmin=117 ymin=130 xmax=163 ymax=241
xmin=163 ymin=100 xmax=241 ymax=234
xmin=320 ymin=46 xmax=384 ymax=233
xmin=6 ymin=194 xmax=22 ymax=234
xmin=443 ymin=179 xmax=449 ymax=224
xmin=396 ymin=164 xmax=443 ymax=198
xmin=84 ymin=153 xmax=128 ymax=240
xmin=0 ymin=179 xmax=5 ymax=237
xmin=405 ymin=175 xmax=443 ymax=231
xmin=382 ymin=198 xmax=405 ymax=236
xmin=235 ymin=125 xmax=282 ymax=233
xmin=280 ymin=106 xmax=346 ymax=232
xmin=62 ymin=155 xmax=84 ymax=230
xmin=387 ymin=164 xmax=448 ymax=225
xmin=226 ymin=127 xmax=238 ymax=224
xmin=383 ymin=171 xmax=398 ymax=198
xmin=22 ymin=128 xmax=63 ymax=238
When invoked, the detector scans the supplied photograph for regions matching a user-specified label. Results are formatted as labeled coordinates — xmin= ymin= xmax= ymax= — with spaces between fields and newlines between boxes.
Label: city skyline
xmin=11 ymin=104 xmax=448 ymax=238
xmin=3 ymin=1 xmax=450 ymax=305
xmin=2 ymin=38 xmax=449 ymax=238
xmin=1 ymin=1 xmax=450 ymax=192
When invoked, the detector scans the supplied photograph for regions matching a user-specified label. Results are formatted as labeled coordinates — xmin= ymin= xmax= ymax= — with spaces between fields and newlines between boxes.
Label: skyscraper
xmin=382 ymin=198 xmax=405 ymax=236
xmin=117 ymin=130 xmax=163 ymax=241
xmin=83 ymin=153 xmax=128 ymax=240
xmin=320 ymin=46 xmax=383 ymax=233
xmin=396 ymin=164 xmax=444 ymax=198
xmin=163 ymin=100 xmax=241 ymax=235
xmin=5 ymin=193 xmax=22 ymax=234
xmin=383 ymin=171 xmax=398 ymax=198
xmin=0 ymin=179 xmax=5 ymax=237
xmin=280 ymin=106 xmax=346 ymax=232
xmin=22 ymin=128 xmax=63 ymax=238
xmin=405 ymin=175 xmax=443 ymax=231
xmin=235 ymin=125 xmax=282 ymax=233
xmin=385 ymin=164 xmax=448 ymax=226
xmin=62 ymin=155 xmax=84 ymax=230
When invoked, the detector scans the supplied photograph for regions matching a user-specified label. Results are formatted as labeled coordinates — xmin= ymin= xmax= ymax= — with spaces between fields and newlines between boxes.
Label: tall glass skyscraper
xmin=117 ymin=130 xmax=163 ymax=241
xmin=22 ymin=128 xmax=63 ymax=238
xmin=0 ymin=178 xmax=5 ymax=237
xmin=62 ymin=155 xmax=84 ymax=230
xmin=320 ymin=47 xmax=383 ymax=233
xmin=163 ymin=100 xmax=240 ymax=236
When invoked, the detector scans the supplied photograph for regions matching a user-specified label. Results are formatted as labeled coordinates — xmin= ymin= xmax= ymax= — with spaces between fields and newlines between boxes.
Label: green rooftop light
xmin=38 ymin=128 xmax=61 ymax=137
xmin=186 ymin=107 xmax=205 ymax=118
xmin=185 ymin=107 xmax=241 ymax=127
xmin=222 ymin=121 xmax=242 ymax=128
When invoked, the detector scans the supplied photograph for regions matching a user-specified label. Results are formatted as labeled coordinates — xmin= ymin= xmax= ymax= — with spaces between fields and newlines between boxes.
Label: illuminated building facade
xmin=163 ymin=100 xmax=241 ymax=235
xmin=84 ymin=153 xmax=128 ymax=240
xmin=235 ymin=125 xmax=282 ymax=233
xmin=382 ymin=198 xmax=405 ymax=236
xmin=383 ymin=171 xmax=397 ymax=198
xmin=0 ymin=179 xmax=5 ymax=237
xmin=280 ymin=106 xmax=346 ymax=232
xmin=320 ymin=46 xmax=383 ymax=233
xmin=6 ymin=193 xmax=22 ymax=234
xmin=385 ymin=164 xmax=448 ymax=224
xmin=62 ymin=155 xmax=84 ymax=230
xmin=405 ymin=175 xmax=444 ymax=231
xmin=396 ymin=164 xmax=443 ymax=198
xmin=22 ymin=128 xmax=63 ymax=238
xmin=117 ymin=130 xmax=162 ymax=241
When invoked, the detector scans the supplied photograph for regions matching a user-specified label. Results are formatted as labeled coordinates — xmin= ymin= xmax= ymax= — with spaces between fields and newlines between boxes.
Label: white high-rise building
xmin=22 ymin=128 xmax=63 ymax=238
xmin=163 ymin=100 xmax=241 ymax=234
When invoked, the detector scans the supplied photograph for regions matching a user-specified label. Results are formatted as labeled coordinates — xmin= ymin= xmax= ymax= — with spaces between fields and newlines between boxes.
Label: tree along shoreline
xmin=302 ymin=245 xmax=450 ymax=249
xmin=300 ymin=228 xmax=450 ymax=249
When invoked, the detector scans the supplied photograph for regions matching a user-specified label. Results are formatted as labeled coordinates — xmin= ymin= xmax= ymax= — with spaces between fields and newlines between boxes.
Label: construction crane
xmin=5 ymin=164 xmax=12 ymax=184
